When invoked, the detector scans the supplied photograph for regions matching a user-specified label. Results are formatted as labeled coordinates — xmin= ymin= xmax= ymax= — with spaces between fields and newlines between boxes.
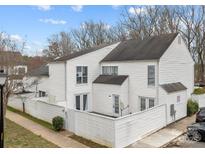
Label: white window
xmin=75 ymin=94 xmax=88 ymax=111
xmin=76 ymin=95 xmax=81 ymax=110
xmin=140 ymin=97 xmax=155 ymax=111
xmin=39 ymin=91 xmax=46 ymax=97
xmin=140 ymin=98 xmax=146 ymax=111
xmin=76 ymin=66 xmax=88 ymax=84
xmin=149 ymin=98 xmax=155 ymax=108
xmin=148 ymin=65 xmax=155 ymax=86
xmin=102 ymin=66 xmax=118 ymax=75
xmin=113 ymin=95 xmax=120 ymax=114
xmin=18 ymin=67 xmax=26 ymax=75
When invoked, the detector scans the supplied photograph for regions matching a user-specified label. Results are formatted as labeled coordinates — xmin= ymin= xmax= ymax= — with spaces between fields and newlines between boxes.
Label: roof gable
xmin=102 ymin=33 xmax=178 ymax=62
xmin=54 ymin=42 xmax=118 ymax=62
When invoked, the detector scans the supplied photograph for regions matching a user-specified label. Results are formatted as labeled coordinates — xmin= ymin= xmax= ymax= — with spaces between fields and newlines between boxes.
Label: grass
xmin=5 ymin=119 xmax=58 ymax=148
xmin=193 ymin=87 xmax=205 ymax=95
xmin=70 ymin=134 xmax=107 ymax=148
xmin=7 ymin=106 xmax=107 ymax=148
xmin=7 ymin=106 xmax=53 ymax=130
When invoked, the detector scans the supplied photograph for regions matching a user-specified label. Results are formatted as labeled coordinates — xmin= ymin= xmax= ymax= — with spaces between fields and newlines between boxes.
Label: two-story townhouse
xmin=12 ymin=33 xmax=194 ymax=147
xmin=48 ymin=43 xmax=120 ymax=110
xmin=28 ymin=33 xmax=194 ymax=125
xmin=92 ymin=33 xmax=194 ymax=123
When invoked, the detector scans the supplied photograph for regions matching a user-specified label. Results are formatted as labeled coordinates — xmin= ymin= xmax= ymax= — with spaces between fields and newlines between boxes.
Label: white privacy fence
xmin=9 ymin=94 xmax=168 ymax=147
xmin=8 ymin=94 xmax=66 ymax=124
xmin=67 ymin=104 xmax=167 ymax=147
xmin=192 ymin=94 xmax=205 ymax=108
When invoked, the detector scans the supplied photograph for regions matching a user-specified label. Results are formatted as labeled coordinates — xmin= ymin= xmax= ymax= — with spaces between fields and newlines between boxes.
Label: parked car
xmin=196 ymin=107 xmax=205 ymax=122
xmin=194 ymin=82 xmax=205 ymax=87
xmin=187 ymin=122 xmax=205 ymax=141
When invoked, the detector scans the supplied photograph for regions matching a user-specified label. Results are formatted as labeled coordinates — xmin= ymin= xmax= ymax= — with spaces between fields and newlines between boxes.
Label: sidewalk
xmin=6 ymin=110 xmax=88 ymax=148
xmin=128 ymin=115 xmax=196 ymax=148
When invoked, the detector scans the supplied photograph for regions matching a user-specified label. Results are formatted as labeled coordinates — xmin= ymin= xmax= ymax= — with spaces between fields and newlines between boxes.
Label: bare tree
xmin=43 ymin=32 xmax=76 ymax=59
xmin=0 ymin=31 xmax=27 ymax=117
xmin=108 ymin=23 xmax=128 ymax=41
xmin=0 ymin=32 xmax=26 ymax=53
xmin=120 ymin=6 xmax=180 ymax=39
xmin=119 ymin=6 xmax=205 ymax=82
xmin=72 ymin=20 xmax=117 ymax=49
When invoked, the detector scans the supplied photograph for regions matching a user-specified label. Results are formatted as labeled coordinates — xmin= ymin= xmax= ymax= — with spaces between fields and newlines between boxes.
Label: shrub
xmin=193 ymin=88 xmax=205 ymax=95
xmin=187 ymin=99 xmax=199 ymax=116
xmin=52 ymin=116 xmax=64 ymax=131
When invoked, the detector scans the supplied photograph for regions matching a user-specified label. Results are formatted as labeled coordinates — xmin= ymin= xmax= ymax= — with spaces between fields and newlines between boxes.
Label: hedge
xmin=193 ymin=88 xmax=205 ymax=95
xmin=52 ymin=116 xmax=64 ymax=131
xmin=187 ymin=99 xmax=199 ymax=116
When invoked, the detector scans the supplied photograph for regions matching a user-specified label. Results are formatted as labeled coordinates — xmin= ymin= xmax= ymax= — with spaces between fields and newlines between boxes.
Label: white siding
xmin=101 ymin=60 xmax=158 ymax=113
xmin=159 ymin=34 xmax=194 ymax=98
xmin=67 ymin=104 xmax=166 ymax=147
xmin=8 ymin=97 xmax=24 ymax=111
xmin=114 ymin=104 xmax=166 ymax=147
xmin=159 ymin=87 xmax=187 ymax=124
xmin=71 ymin=110 xmax=115 ymax=147
xmin=92 ymin=78 xmax=129 ymax=116
xmin=49 ymin=63 xmax=66 ymax=102
xmin=25 ymin=100 xmax=65 ymax=123
xmin=66 ymin=43 xmax=120 ymax=110
xmin=8 ymin=95 xmax=65 ymax=124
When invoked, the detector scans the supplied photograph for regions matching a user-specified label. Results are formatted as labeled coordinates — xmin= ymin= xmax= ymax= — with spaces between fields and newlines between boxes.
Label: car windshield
xmin=199 ymin=109 xmax=205 ymax=115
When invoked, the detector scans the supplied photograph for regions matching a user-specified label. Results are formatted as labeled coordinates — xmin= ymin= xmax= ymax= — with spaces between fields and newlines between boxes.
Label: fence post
xmin=23 ymin=102 xmax=25 ymax=113
xmin=165 ymin=104 xmax=168 ymax=125
xmin=113 ymin=120 xmax=117 ymax=148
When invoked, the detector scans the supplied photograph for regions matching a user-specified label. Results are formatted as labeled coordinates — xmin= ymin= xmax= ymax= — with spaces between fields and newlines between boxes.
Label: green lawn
xmin=5 ymin=119 xmax=58 ymax=148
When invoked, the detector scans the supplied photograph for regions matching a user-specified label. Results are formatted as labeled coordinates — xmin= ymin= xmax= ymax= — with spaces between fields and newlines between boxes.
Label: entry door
xmin=113 ymin=95 xmax=120 ymax=116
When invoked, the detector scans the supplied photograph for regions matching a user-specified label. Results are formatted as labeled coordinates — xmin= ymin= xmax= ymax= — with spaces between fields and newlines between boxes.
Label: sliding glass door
xmin=75 ymin=94 xmax=88 ymax=111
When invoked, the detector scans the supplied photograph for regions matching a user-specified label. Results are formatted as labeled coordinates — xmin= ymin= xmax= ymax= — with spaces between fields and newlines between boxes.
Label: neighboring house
xmin=0 ymin=51 xmax=28 ymax=75
xmin=23 ymin=65 xmax=49 ymax=97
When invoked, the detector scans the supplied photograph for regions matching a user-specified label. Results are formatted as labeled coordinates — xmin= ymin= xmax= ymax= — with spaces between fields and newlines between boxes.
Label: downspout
xmin=64 ymin=62 xmax=67 ymax=102
xmin=64 ymin=62 xmax=68 ymax=129
xmin=157 ymin=60 xmax=160 ymax=107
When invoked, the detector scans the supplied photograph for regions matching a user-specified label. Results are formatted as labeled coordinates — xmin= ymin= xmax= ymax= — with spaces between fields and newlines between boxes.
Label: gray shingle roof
xmin=27 ymin=65 xmax=49 ymax=77
xmin=102 ymin=33 xmax=178 ymax=62
xmin=54 ymin=42 xmax=117 ymax=62
xmin=93 ymin=75 xmax=128 ymax=85
xmin=160 ymin=82 xmax=187 ymax=93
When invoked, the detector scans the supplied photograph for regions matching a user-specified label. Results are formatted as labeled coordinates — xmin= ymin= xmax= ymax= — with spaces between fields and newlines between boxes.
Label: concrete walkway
xmin=128 ymin=115 xmax=196 ymax=148
xmin=6 ymin=110 xmax=88 ymax=148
